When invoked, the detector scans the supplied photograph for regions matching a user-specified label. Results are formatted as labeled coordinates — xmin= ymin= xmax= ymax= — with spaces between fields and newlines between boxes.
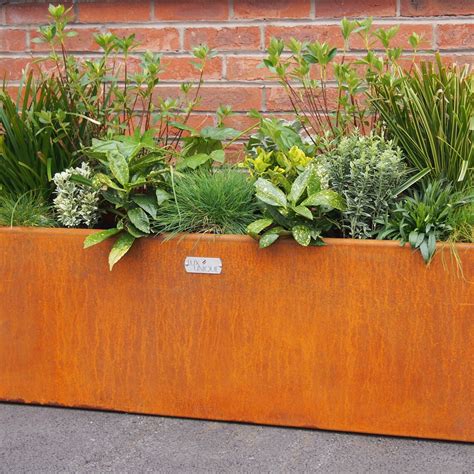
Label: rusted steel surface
xmin=0 ymin=228 xmax=473 ymax=441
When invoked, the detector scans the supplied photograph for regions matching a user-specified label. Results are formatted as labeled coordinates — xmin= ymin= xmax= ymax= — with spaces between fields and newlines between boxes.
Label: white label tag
xmin=184 ymin=257 xmax=222 ymax=274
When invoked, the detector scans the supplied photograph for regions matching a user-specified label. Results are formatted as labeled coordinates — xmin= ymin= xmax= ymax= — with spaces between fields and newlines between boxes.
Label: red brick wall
xmin=0 ymin=0 xmax=473 ymax=128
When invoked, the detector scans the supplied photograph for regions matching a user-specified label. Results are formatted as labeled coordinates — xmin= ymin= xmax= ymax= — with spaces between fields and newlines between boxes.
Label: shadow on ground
xmin=0 ymin=403 xmax=472 ymax=473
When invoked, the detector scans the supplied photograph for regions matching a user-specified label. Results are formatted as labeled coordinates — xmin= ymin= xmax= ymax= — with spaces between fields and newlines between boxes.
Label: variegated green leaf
xmin=255 ymin=178 xmax=287 ymax=208
xmin=292 ymin=225 xmax=311 ymax=246
xmin=108 ymin=232 xmax=135 ymax=271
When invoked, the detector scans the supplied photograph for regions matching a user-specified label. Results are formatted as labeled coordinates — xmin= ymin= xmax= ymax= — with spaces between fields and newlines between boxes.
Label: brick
xmin=110 ymin=27 xmax=180 ymax=52
xmin=155 ymin=0 xmax=229 ymax=21
xmin=401 ymin=0 xmax=474 ymax=16
xmin=78 ymin=1 xmax=151 ymax=23
xmin=350 ymin=24 xmax=433 ymax=50
xmin=266 ymin=85 xmax=339 ymax=112
xmin=184 ymin=27 xmax=261 ymax=51
xmin=266 ymin=25 xmax=345 ymax=48
xmin=152 ymin=85 xmax=262 ymax=112
xmin=226 ymin=57 xmax=273 ymax=81
xmin=160 ymin=56 xmax=222 ymax=80
xmin=0 ymin=57 xmax=34 ymax=80
xmin=438 ymin=24 xmax=474 ymax=50
xmin=221 ymin=113 xmax=261 ymax=132
xmin=0 ymin=29 xmax=27 ymax=52
xmin=316 ymin=0 xmax=396 ymax=17
xmin=195 ymin=86 xmax=263 ymax=111
xmin=31 ymin=28 xmax=101 ymax=52
xmin=5 ymin=2 xmax=74 ymax=25
xmin=234 ymin=0 xmax=311 ymax=19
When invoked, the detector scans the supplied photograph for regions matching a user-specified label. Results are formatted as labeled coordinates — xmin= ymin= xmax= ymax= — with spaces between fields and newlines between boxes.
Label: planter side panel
xmin=0 ymin=229 xmax=473 ymax=441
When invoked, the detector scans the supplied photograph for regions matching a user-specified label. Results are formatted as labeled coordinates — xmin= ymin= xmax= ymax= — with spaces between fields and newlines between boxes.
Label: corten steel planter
xmin=0 ymin=227 xmax=473 ymax=442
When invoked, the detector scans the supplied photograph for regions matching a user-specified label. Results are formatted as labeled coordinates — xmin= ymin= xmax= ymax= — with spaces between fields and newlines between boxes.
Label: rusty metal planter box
xmin=0 ymin=227 xmax=473 ymax=442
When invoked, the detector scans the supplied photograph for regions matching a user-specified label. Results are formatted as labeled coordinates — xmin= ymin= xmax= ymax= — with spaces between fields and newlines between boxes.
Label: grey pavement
xmin=0 ymin=403 xmax=472 ymax=473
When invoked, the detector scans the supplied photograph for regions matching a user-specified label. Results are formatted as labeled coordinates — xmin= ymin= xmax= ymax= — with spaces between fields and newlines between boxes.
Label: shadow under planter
xmin=0 ymin=228 xmax=473 ymax=442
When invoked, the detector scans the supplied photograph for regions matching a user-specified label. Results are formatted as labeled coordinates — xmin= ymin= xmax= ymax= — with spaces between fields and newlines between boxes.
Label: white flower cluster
xmin=53 ymin=162 xmax=100 ymax=228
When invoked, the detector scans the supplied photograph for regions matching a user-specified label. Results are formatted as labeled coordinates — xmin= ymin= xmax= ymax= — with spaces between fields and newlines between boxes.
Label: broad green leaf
xmin=126 ymin=222 xmax=148 ymax=238
xmin=84 ymin=228 xmax=121 ymax=249
xmin=177 ymin=153 xmax=210 ymax=170
xmin=108 ymin=232 xmax=135 ymax=271
xmin=200 ymin=126 xmax=239 ymax=141
xmin=210 ymin=149 xmax=225 ymax=163
xmin=292 ymin=205 xmax=313 ymax=220
xmin=108 ymin=151 xmax=129 ymax=186
xmin=288 ymin=167 xmax=311 ymax=204
xmin=419 ymin=239 xmax=431 ymax=263
xmin=302 ymin=190 xmax=345 ymax=210
xmin=131 ymin=194 xmax=158 ymax=219
xmin=247 ymin=218 xmax=273 ymax=237
xmin=92 ymin=173 xmax=124 ymax=191
xmin=128 ymin=207 xmax=150 ymax=234
xmin=156 ymin=188 xmax=172 ymax=205
xmin=292 ymin=225 xmax=311 ymax=246
xmin=259 ymin=232 xmax=279 ymax=248
xmin=306 ymin=167 xmax=322 ymax=196
xmin=255 ymin=178 xmax=287 ymax=208
xmin=408 ymin=230 xmax=419 ymax=248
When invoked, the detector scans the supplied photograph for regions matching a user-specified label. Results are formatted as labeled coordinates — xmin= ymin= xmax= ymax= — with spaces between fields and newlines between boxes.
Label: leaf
xmin=302 ymin=190 xmax=345 ymax=210
xmin=292 ymin=225 xmax=311 ymax=246
xmin=128 ymin=207 xmax=150 ymax=234
xmin=131 ymin=194 xmax=158 ymax=219
xmin=247 ymin=218 xmax=273 ymax=237
xmin=409 ymin=230 xmax=419 ymax=248
xmin=288 ymin=167 xmax=311 ymax=204
xmin=84 ymin=228 xmax=121 ymax=249
xmin=210 ymin=149 xmax=225 ymax=163
xmin=259 ymin=232 xmax=279 ymax=248
xmin=156 ymin=188 xmax=172 ymax=205
xmin=293 ymin=205 xmax=313 ymax=220
xmin=255 ymin=178 xmax=287 ymax=208
xmin=419 ymin=239 xmax=431 ymax=263
xmin=200 ymin=126 xmax=239 ymax=141
xmin=93 ymin=173 xmax=124 ymax=191
xmin=306 ymin=167 xmax=321 ymax=196
xmin=177 ymin=153 xmax=210 ymax=170
xmin=108 ymin=232 xmax=135 ymax=271
xmin=108 ymin=151 xmax=129 ymax=186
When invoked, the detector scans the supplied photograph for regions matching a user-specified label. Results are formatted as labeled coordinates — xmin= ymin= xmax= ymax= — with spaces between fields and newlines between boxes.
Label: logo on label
xmin=184 ymin=257 xmax=222 ymax=274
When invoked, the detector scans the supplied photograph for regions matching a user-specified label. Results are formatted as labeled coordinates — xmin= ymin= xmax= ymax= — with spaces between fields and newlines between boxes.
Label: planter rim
xmin=0 ymin=226 xmax=473 ymax=250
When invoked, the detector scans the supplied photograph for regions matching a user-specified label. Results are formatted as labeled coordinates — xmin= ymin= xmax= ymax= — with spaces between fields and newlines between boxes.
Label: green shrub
xmin=322 ymin=133 xmax=407 ymax=239
xmin=0 ymin=192 xmax=56 ymax=227
xmin=154 ymin=169 xmax=258 ymax=235
xmin=370 ymin=55 xmax=473 ymax=189
xmin=247 ymin=164 xmax=345 ymax=248
xmin=378 ymin=180 xmax=473 ymax=263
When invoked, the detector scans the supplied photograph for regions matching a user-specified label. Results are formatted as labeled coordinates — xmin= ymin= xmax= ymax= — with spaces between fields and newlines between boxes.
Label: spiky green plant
xmin=0 ymin=192 xmax=57 ymax=227
xmin=370 ymin=55 xmax=473 ymax=189
xmin=378 ymin=180 xmax=473 ymax=263
xmin=154 ymin=169 xmax=258 ymax=235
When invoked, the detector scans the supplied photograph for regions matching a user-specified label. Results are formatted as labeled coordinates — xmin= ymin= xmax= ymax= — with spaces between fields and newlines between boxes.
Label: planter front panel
xmin=0 ymin=228 xmax=473 ymax=441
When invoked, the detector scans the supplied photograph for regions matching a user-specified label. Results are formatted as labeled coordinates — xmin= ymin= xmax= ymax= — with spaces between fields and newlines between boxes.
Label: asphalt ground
xmin=0 ymin=403 xmax=473 ymax=473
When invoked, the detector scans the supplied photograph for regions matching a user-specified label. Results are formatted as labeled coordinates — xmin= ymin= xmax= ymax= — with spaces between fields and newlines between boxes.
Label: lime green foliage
xmin=0 ymin=192 xmax=56 ymax=227
xmin=241 ymin=145 xmax=314 ymax=193
xmin=248 ymin=165 xmax=345 ymax=248
xmin=154 ymin=168 xmax=258 ymax=235
xmin=370 ymin=55 xmax=473 ymax=189
xmin=82 ymin=131 xmax=173 ymax=270
xmin=378 ymin=180 xmax=473 ymax=263
xmin=322 ymin=133 xmax=408 ymax=239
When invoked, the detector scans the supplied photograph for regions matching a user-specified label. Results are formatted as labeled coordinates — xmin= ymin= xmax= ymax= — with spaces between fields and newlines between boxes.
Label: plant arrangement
xmin=0 ymin=4 xmax=472 ymax=269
